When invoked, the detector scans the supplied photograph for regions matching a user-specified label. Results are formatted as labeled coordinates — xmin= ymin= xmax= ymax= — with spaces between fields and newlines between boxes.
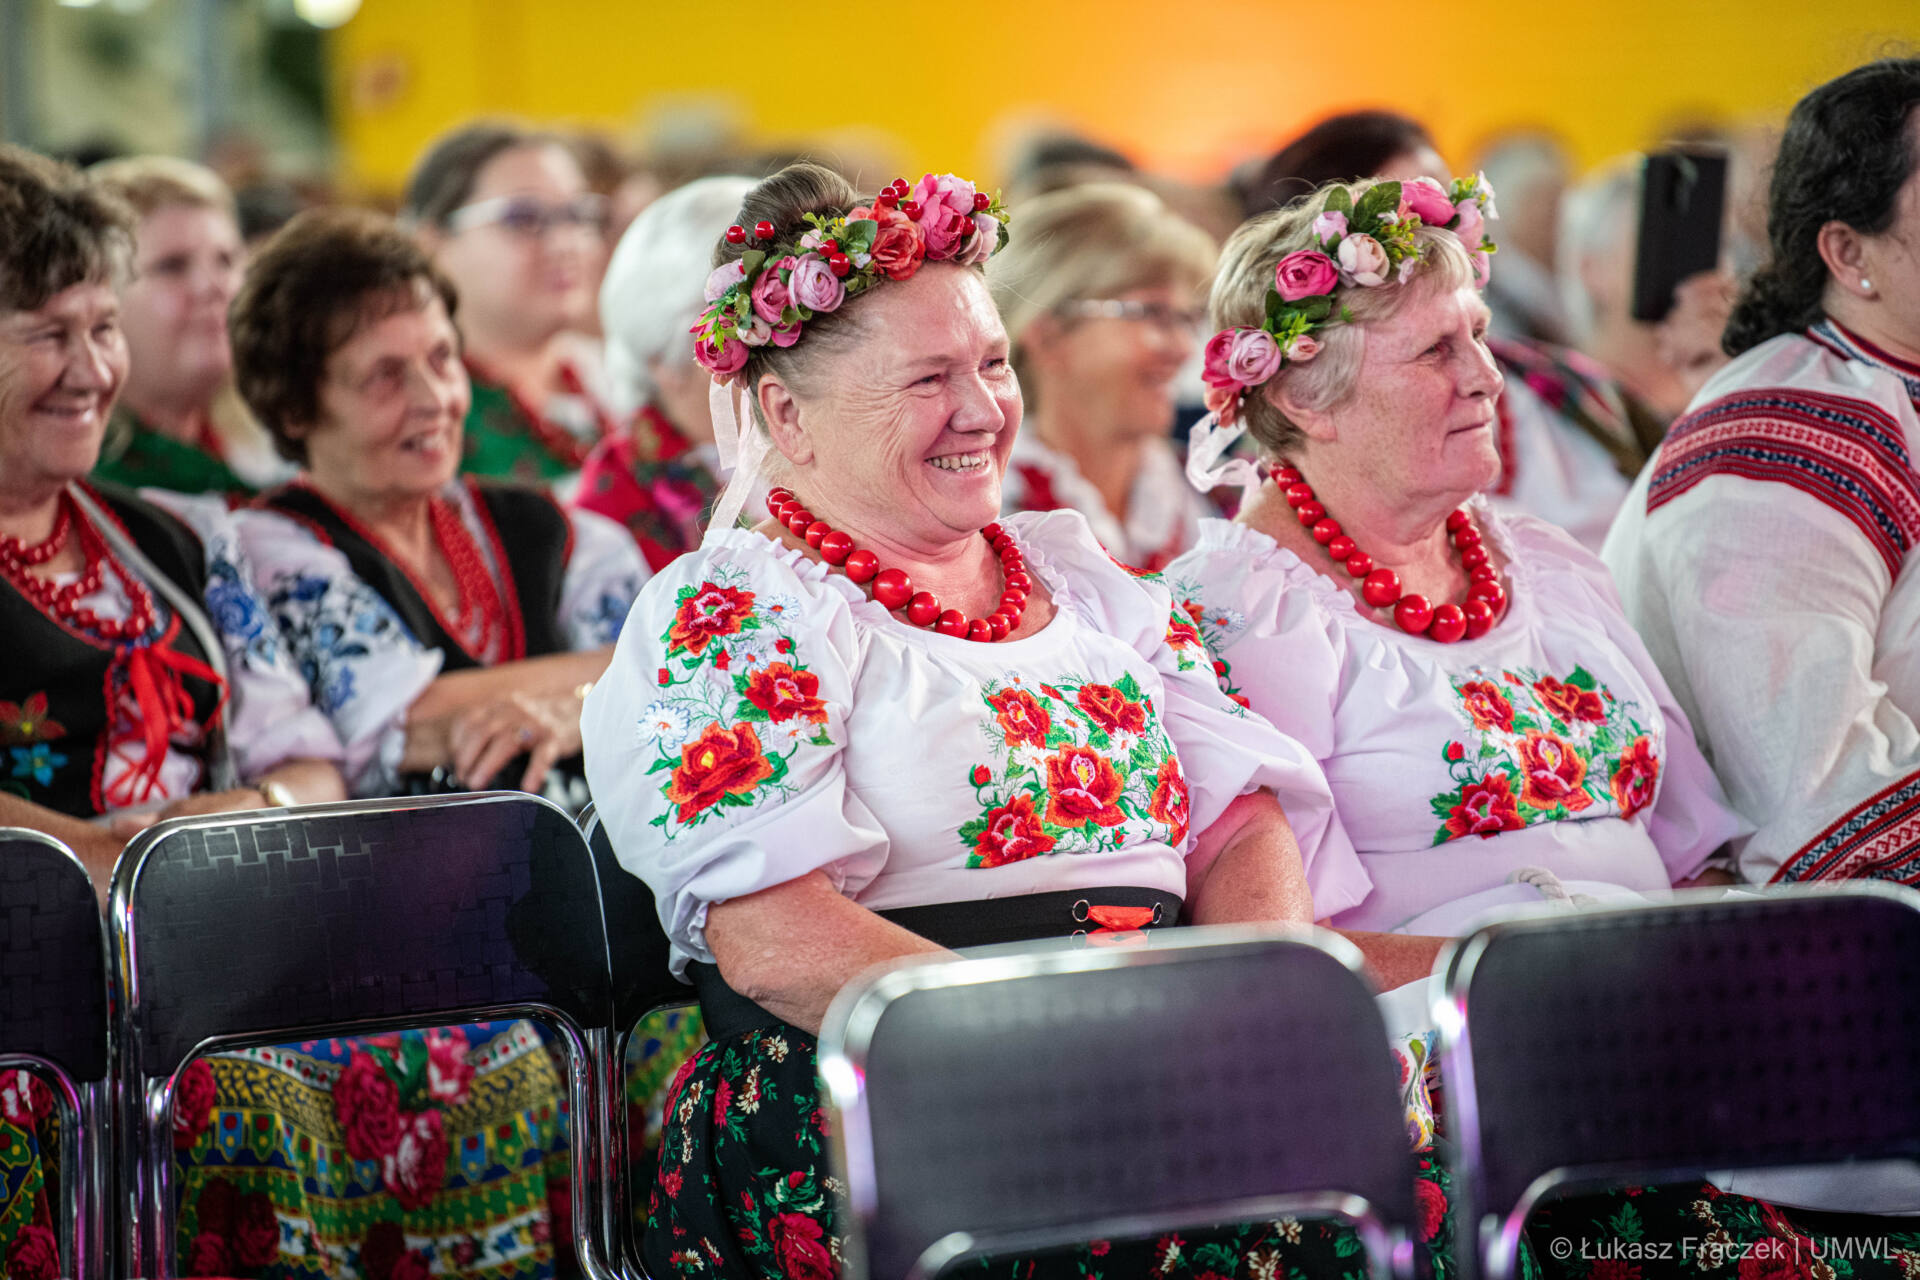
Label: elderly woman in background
xmin=574 ymin=174 xmax=754 ymax=569
xmin=990 ymin=182 xmax=1217 ymax=570
xmin=85 ymin=155 xmax=289 ymax=494
xmin=405 ymin=121 xmax=617 ymax=485
xmin=582 ymin=162 xmax=1411 ymax=1279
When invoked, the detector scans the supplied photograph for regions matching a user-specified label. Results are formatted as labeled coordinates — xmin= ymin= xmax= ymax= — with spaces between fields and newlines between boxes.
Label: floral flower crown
xmin=1201 ymin=174 xmax=1498 ymax=424
xmin=691 ymin=172 xmax=1012 ymax=385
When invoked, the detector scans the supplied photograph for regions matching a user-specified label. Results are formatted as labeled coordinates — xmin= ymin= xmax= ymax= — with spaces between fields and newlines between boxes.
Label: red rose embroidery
xmin=232 ymin=1190 xmax=281 ymax=1267
xmin=1516 ymin=729 xmax=1592 ymax=812
xmin=382 ymin=1109 xmax=450 ymax=1211
xmin=970 ymin=793 xmax=1057 ymax=867
xmin=1413 ymin=1176 xmax=1447 ymax=1243
xmin=768 ymin=1211 xmax=834 ymax=1280
xmin=173 ymin=1057 xmax=217 ymax=1150
xmin=1610 ymin=736 xmax=1661 ymax=819
xmin=1534 ymin=675 xmax=1605 ymax=725
xmin=743 ymin=662 xmax=828 ymax=724
xmin=1166 ymin=615 xmax=1202 ymax=651
xmin=1443 ymin=773 xmax=1525 ymax=840
xmin=1180 ymin=599 xmax=1205 ymax=626
xmin=1076 ymin=683 xmax=1147 ymax=735
xmin=424 ymin=1026 xmax=474 ymax=1106
xmin=184 ymin=1231 xmax=229 ymax=1279
xmin=1459 ymin=679 xmax=1516 ymax=732
xmin=665 ymin=722 xmax=775 ymax=823
xmin=970 ymin=765 xmax=991 ymax=787
xmin=0 ymin=1069 xmax=53 ymax=1128
xmin=5 ymin=1226 xmax=59 ymax=1280
xmin=196 ymin=1178 xmax=239 ymax=1236
xmin=987 ymin=687 xmax=1051 ymax=749
xmin=667 ymin=582 xmax=755 ymax=655
xmin=334 ymin=1049 xmax=403 ymax=1161
xmin=1148 ymin=757 xmax=1190 ymax=845
xmin=1044 ymin=745 xmax=1126 ymax=828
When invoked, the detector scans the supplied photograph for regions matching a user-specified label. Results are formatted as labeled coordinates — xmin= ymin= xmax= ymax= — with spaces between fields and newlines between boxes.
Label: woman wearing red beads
xmin=583 ymin=163 xmax=1373 ymax=1279
xmin=1168 ymin=175 xmax=1744 ymax=943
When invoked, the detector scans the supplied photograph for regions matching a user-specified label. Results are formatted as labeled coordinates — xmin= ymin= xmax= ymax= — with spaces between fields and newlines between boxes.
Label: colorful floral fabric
xmin=573 ymin=406 xmax=721 ymax=572
xmin=963 ymin=672 xmax=1187 ymax=864
xmin=0 ymin=1070 xmax=57 ymax=1267
xmin=1430 ymin=665 xmax=1662 ymax=846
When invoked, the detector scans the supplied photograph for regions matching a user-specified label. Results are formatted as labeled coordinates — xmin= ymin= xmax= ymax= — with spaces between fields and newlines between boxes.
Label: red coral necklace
xmin=766 ymin=487 xmax=1028 ymax=642
xmin=1271 ymin=464 xmax=1505 ymax=643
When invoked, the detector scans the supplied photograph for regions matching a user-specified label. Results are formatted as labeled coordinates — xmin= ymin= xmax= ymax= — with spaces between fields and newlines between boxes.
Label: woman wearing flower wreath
xmin=582 ymin=162 xmax=1416 ymax=1279
xmin=164 ymin=208 xmax=649 ymax=1278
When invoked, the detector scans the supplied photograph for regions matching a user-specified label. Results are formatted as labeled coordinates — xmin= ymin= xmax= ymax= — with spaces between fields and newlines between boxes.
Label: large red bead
xmin=785 ymin=510 xmax=813 ymax=536
xmin=1446 ymin=508 xmax=1471 ymax=532
xmin=1470 ymin=563 xmax=1498 ymax=582
xmin=772 ymin=500 xmax=798 ymax=524
xmin=966 ymin=618 xmax=993 ymax=642
xmin=1345 ymin=552 xmax=1374 ymax=578
xmin=1476 ymin=583 xmax=1508 ymax=614
xmin=1428 ymin=603 xmax=1467 ymax=643
xmin=1361 ymin=568 xmax=1402 ymax=607
xmin=982 ymin=523 xmax=1003 ymax=543
xmin=819 ymin=530 xmax=854 ymax=564
xmin=753 ymin=220 xmax=776 ymax=241
xmin=873 ymin=568 xmax=913 ymax=609
xmin=987 ymin=613 xmax=1011 ymax=640
xmin=906 ymin=591 xmax=940 ymax=626
xmin=1000 ymin=591 xmax=1027 ymax=612
xmin=1283 ymin=482 xmax=1314 ymax=507
xmin=1461 ymin=545 xmax=1490 ymax=571
xmin=1327 ymin=535 xmax=1356 ymax=561
xmin=804 ymin=520 xmax=831 ymax=548
xmin=1296 ymin=501 xmax=1326 ymax=526
xmin=1393 ymin=593 xmax=1434 ymax=634
xmin=766 ymin=486 xmax=793 ymax=508
xmin=1453 ymin=525 xmax=1482 ymax=549
xmin=1005 ymin=572 xmax=1033 ymax=593
xmin=1311 ymin=518 xmax=1342 ymax=544
xmin=845 ymin=550 xmax=879 ymax=583
xmin=1273 ymin=466 xmax=1304 ymax=486
xmin=1463 ymin=597 xmax=1495 ymax=639
xmin=1468 ymin=577 xmax=1503 ymax=600
xmin=935 ymin=609 xmax=968 ymax=638
xmin=725 ymin=225 xmax=747 ymax=245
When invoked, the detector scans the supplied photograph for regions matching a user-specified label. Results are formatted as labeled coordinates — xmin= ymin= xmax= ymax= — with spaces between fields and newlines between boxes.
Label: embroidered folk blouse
xmin=583 ymin=509 xmax=1362 ymax=975
xmin=1000 ymin=432 xmax=1209 ymax=572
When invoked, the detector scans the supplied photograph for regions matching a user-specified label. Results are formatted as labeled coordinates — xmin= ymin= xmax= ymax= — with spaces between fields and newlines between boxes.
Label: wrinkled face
xmin=0 ymin=281 xmax=128 ymax=496
xmin=121 ymin=203 xmax=244 ymax=403
xmin=777 ymin=264 xmax=1022 ymax=551
xmin=299 ymin=293 xmax=471 ymax=506
xmin=1031 ymin=281 xmax=1201 ymax=442
xmin=1317 ymin=281 xmax=1503 ymax=503
xmin=430 ymin=144 xmax=599 ymax=352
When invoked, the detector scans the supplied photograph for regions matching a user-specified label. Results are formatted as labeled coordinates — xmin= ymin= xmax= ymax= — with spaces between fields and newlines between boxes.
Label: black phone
xmin=1631 ymin=149 xmax=1727 ymax=322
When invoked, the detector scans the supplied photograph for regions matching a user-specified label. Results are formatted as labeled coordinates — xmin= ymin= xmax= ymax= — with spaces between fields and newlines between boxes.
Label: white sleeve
xmin=580 ymin=546 xmax=888 ymax=974
xmin=1625 ymin=485 xmax=1920 ymax=882
xmin=560 ymin=507 xmax=651 ymax=649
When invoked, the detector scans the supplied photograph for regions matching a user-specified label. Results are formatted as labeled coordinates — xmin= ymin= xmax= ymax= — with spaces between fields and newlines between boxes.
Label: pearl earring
xmin=1861 ymin=278 xmax=1874 ymax=291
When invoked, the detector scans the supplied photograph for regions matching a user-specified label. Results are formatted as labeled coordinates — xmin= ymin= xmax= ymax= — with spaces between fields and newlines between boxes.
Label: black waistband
xmin=689 ymin=886 xmax=1183 ymax=1041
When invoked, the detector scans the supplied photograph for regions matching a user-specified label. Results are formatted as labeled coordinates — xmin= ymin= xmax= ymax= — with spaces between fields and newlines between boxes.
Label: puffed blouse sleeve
xmin=1021 ymin=512 xmax=1370 ymax=917
xmin=580 ymin=539 xmax=887 ymax=974
xmin=1510 ymin=513 xmax=1749 ymax=879
xmin=558 ymin=506 xmax=652 ymax=649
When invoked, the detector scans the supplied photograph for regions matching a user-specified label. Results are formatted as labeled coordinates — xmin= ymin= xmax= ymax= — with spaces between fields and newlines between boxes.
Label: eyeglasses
xmin=1054 ymin=297 xmax=1208 ymax=334
xmin=446 ymin=193 xmax=610 ymax=238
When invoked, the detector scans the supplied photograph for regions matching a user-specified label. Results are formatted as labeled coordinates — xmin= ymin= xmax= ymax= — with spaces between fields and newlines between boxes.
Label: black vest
xmin=256 ymin=481 xmax=572 ymax=670
xmin=0 ymin=484 xmax=223 ymax=819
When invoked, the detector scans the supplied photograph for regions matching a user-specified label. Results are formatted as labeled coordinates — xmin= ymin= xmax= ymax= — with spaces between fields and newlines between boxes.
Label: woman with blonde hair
xmin=990 ymin=182 xmax=1217 ymax=570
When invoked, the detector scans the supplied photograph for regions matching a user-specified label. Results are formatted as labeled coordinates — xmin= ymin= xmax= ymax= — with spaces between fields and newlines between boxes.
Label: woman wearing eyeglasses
xmin=989 ymin=182 xmax=1218 ymax=570
xmin=405 ymin=122 xmax=616 ymax=486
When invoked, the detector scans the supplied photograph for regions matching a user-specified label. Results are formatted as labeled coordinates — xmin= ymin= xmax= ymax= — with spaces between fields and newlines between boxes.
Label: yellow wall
xmin=331 ymin=1 xmax=1919 ymax=194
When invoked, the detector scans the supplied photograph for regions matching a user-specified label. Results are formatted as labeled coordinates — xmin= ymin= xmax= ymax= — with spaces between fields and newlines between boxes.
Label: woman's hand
xmin=447 ymin=690 xmax=582 ymax=792
xmin=1656 ymin=271 xmax=1737 ymax=402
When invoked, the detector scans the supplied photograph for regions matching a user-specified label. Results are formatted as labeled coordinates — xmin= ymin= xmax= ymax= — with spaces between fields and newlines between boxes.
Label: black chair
xmin=818 ymin=925 xmax=1418 ymax=1280
xmin=0 ymin=828 xmax=111 ymax=1279
xmin=109 ymin=792 xmax=620 ymax=1279
xmin=579 ymin=802 xmax=698 ymax=1278
xmin=1437 ymin=885 xmax=1920 ymax=1280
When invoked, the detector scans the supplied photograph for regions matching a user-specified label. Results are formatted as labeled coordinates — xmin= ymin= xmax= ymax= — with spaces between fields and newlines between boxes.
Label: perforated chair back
xmin=110 ymin=792 xmax=618 ymax=1279
xmin=579 ymin=802 xmax=696 ymax=1278
xmin=820 ymin=925 xmax=1417 ymax=1280
xmin=1439 ymin=886 xmax=1920 ymax=1280
xmin=0 ymin=829 xmax=111 ymax=1279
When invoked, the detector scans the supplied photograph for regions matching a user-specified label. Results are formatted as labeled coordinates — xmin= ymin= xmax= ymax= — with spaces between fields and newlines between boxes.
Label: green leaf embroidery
xmin=1115 ymin=671 xmax=1143 ymax=701
xmin=736 ymin=703 xmax=770 ymax=723
xmin=645 ymin=756 xmax=677 ymax=776
xmin=1605 ymin=1200 xmax=1644 ymax=1243
xmin=1567 ymin=665 xmax=1597 ymax=691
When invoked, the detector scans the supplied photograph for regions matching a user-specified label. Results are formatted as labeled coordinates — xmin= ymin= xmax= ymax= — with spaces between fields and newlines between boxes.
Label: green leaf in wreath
xmin=840 ymin=219 xmax=878 ymax=254
xmin=739 ymin=248 xmax=767 ymax=280
xmin=1353 ymin=180 xmax=1402 ymax=227
xmin=1323 ymin=185 xmax=1354 ymax=215
xmin=1299 ymin=294 xmax=1334 ymax=322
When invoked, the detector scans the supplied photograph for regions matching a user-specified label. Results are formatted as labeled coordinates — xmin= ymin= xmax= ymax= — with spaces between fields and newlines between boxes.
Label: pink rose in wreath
xmin=1274 ymin=249 xmax=1339 ymax=300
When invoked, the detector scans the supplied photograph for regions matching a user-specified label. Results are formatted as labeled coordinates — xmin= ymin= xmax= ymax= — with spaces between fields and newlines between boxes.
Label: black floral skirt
xmin=644 ymin=1025 xmax=1477 ymax=1280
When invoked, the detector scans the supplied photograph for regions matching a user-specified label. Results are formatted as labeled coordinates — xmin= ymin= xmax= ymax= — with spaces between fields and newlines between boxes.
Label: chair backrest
xmin=580 ymin=802 xmax=690 ymax=1033
xmin=1439 ymin=885 xmax=1920 ymax=1280
xmin=0 ymin=828 xmax=111 ymax=1280
xmin=111 ymin=792 xmax=618 ymax=1278
xmin=820 ymin=925 xmax=1416 ymax=1280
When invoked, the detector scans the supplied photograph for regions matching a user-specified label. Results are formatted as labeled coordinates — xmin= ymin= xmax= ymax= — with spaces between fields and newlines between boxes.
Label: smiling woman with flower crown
xmin=583 ymin=161 xmax=1383 ymax=1278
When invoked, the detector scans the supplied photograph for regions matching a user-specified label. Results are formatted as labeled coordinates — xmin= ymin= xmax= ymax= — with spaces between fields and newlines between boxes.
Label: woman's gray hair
xmin=599 ymin=175 xmax=756 ymax=414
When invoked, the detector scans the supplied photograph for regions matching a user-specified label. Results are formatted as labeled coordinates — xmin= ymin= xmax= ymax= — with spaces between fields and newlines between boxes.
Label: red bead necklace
xmin=0 ymin=490 xmax=157 ymax=641
xmin=765 ymin=487 xmax=1030 ymax=642
xmin=427 ymin=496 xmax=510 ymax=661
xmin=1271 ymin=464 xmax=1506 ymax=643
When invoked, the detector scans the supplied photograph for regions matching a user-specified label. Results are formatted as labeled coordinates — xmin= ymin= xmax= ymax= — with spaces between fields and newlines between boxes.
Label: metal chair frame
xmin=0 ymin=828 xmax=112 ymax=1280
xmin=1436 ymin=884 xmax=1920 ymax=1280
xmin=820 ymin=924 xmax=1419 ymax=1280
xmin=108 ymin=792 xmax=620 ymax=1280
